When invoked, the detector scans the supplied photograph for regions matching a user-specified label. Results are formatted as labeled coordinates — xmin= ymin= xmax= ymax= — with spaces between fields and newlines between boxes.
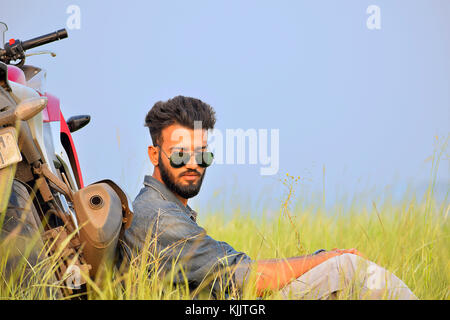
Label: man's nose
xmin=185 ymin=153 xmax=199 ymax=169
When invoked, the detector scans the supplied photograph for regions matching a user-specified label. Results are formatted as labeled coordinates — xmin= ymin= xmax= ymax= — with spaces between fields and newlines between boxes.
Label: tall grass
xmin=0 ymin=137 xmax=448 ymax=299
xmin=1 ymin=182 xmax=447 ymax=299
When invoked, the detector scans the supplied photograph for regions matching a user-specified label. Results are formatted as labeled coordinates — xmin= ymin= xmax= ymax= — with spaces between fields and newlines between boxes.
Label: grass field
xmin=1 ymin=140 xmax=448 ymax=300
xmin=1 ymin=179 xmax=448 ymax=300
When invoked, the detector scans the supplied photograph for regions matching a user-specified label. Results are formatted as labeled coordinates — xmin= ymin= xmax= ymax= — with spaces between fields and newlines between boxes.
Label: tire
xmin=0 ymin=179 xmax=59 ymax=298
xmin=1 ymin=179 xmax=42 ymax=239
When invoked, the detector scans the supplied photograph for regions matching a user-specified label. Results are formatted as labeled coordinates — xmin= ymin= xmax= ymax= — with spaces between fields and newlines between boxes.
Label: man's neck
xmin=152 ymin=170 xmax=188 ymax=207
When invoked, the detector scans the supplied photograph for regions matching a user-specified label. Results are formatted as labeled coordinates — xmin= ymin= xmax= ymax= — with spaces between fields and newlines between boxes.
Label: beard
xmin=158 ymin=152 xmax=206 ymax=199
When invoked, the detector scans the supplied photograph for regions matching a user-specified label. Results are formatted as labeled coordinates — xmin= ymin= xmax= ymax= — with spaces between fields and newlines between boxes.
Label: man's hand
xmin=254 ymin=247 xmax=367 ymax=296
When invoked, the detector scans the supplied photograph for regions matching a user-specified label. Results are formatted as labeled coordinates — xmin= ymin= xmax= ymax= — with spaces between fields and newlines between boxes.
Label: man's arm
xmin=125 ymin=200 xmax=253 ymax=294
xmin=254 ymin=248 xmax=364 ymax=296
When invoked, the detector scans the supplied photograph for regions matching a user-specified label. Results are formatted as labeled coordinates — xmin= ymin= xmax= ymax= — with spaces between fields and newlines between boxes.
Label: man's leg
xmin=278 ymin=253 xmax=417 ymax=300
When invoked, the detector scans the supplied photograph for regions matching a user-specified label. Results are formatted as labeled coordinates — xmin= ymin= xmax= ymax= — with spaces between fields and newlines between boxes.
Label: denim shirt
xmin=120 ymin=175 xmax=252 ymax=296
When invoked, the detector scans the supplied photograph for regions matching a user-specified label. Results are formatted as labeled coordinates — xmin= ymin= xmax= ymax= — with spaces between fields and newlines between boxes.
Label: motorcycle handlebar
xmin=21 ymin=29 xmax=68 ymax=51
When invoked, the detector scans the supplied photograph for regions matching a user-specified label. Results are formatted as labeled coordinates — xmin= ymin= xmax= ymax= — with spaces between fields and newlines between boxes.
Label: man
xmin=120 ymin=95 xmax=417 ymax=299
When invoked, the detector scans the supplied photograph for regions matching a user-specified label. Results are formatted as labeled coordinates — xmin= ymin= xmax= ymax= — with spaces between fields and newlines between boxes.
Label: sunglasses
xmin=158 ymin=146 xmax=214 ymax=168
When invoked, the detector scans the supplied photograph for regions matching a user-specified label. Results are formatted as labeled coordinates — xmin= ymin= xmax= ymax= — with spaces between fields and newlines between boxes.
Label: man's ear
xmin=148 ymin=145 xmax=159 ymax=166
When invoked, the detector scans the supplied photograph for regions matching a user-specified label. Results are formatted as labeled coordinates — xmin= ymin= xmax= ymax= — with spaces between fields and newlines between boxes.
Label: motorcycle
xmin=0 ymin=23 xmax=133 ymax=298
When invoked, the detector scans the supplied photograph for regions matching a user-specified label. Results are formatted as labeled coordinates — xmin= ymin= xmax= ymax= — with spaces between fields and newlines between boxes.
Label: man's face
xmin=152 ymin=123 xmax=209 ymax=199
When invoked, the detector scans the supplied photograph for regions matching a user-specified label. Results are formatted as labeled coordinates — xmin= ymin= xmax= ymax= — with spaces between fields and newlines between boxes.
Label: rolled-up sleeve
xmin=123 ymin=199 xmax=252 ymax=296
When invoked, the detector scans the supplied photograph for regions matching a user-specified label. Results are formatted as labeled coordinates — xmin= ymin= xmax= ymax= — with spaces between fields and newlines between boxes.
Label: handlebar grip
xmin=21 ymin=29 xmax=68 ymax=51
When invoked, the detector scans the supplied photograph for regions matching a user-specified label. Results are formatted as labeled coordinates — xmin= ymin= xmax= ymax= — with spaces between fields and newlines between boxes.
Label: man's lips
xmin=181 ymin=172 xmax=200 ymax=181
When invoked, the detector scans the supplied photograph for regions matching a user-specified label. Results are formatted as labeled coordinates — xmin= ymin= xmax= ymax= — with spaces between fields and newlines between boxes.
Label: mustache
xmin=179 ymin=169 xmax=202 ymax=177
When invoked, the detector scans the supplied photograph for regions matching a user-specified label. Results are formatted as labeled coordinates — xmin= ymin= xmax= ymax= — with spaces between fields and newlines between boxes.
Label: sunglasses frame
xmin=157 ymin=146 xmax=214 ymax=168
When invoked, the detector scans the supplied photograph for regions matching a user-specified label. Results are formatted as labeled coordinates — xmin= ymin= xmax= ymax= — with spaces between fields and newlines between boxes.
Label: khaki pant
xmin=279 ymin=253 xmax=418 ymax=300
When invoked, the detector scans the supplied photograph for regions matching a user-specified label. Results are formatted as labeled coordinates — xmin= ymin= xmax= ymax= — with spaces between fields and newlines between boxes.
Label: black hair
xmin=144 ymin=95 xmax=216 ymax=146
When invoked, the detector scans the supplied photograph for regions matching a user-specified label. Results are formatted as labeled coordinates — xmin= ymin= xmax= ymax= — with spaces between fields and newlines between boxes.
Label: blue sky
xmin=1 ymin=1 xmax=448 ymax=214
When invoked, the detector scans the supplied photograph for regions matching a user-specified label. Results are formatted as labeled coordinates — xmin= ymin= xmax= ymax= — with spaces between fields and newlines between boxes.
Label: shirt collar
xmin=143 ymin=175 xmax=198 ymax=222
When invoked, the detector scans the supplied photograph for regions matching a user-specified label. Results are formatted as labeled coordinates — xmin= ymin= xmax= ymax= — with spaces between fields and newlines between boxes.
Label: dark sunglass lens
xmin=170 ymin=152 xmax=190 ymax=168
xmin=196 ymin=152 xmax=214 ymax=167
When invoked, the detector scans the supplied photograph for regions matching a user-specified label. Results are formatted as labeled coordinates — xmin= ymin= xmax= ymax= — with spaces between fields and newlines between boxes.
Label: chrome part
xmin=15 ymin=97 xmax=47 ymax=121
xmin=89 ymin=195 xmax=104 ymax=210
xmin=25 ymin=50 xmax=56 ymax=58
xmin=59 ymin=193 xmax=79 ymax=234
xmin=0 ymin=23 xmax=7 ymax=50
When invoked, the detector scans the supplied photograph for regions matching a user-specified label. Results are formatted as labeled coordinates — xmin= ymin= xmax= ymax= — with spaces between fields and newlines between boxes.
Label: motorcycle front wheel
xmin=0 ymin=179 xmax=61 ymax=299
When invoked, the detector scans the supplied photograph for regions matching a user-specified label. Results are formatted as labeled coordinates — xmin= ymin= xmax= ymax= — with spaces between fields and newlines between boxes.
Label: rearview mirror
xmin=67 ymin=115 xmax=90 ymax=133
